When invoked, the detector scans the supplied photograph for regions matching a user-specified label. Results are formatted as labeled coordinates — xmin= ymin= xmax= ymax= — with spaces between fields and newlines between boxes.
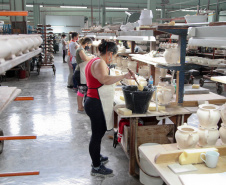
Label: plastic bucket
xmin=19 ymin=70 xmax=26 ymax=79
xmin=122 ymin=85 xmax=155 ymax=114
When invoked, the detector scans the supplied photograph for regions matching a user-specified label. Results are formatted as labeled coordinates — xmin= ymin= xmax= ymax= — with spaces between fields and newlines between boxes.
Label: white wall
xmin=46 ymin=15 xmax=84 ymax=33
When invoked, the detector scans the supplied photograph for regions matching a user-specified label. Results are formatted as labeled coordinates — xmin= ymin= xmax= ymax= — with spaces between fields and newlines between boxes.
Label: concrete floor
xmin=0 ymin=53 xmax=141 ymax=185
xmin=0 ymin=53 xmax=225 ymax=185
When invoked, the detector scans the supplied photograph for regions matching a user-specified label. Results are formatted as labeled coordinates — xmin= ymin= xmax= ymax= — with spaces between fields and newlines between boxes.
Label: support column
xmin=161 ymin=6 xmax=165 ymax=24
xmin=101 ymin=6 xmax=106 ymax=27
xmin=33 ymin=3 xmax=40 ymax=28
xmin=10 ymin=0 xmax=27 ymax=34
xmin=147 ymin=0 xmax=157 ymax=22
xmin=109 ymin=17 xmax=113 ymax=24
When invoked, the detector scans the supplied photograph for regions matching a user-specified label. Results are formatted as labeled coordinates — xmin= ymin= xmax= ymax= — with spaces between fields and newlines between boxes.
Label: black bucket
xmin=122 ymin=85 xmax=155 ymax=114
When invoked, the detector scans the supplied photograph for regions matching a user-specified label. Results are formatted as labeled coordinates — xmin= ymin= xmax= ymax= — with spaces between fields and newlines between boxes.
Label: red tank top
xmin=85 ymin=57 xmax=102 ymax=99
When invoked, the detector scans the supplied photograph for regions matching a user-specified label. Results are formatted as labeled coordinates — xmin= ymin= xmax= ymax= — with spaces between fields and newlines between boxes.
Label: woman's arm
xmin=79 ymin=50 xmax=94 ymax=62
xmin=92 ymin=59 xmax=134 ymax=85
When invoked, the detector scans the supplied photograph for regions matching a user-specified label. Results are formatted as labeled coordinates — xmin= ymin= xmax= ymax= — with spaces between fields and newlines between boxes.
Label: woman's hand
xmin=124 ymin=71 xmax=135 ymax=79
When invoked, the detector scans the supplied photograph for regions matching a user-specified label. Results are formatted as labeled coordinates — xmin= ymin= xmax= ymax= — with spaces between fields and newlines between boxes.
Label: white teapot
xmin=175 ymin=123 xmax=199 ymax=149
xmin=197 ymin=103 xmax=221 ymax=128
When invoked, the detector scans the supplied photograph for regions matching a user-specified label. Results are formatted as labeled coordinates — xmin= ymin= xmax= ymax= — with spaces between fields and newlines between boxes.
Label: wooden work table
xmin=114 ymin=105 xmax=192 ymax=176
xmin=139 ymin=142 xmax=226 ymax=185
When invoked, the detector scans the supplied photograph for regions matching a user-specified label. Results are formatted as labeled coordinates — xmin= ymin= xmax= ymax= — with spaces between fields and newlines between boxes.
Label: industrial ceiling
xmin=0 ymin=0 xmax=225 ymax=25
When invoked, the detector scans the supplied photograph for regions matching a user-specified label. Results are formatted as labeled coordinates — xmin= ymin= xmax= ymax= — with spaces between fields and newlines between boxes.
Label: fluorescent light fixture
xmin=106 ymin=7 xmax=128 ymax=10
xmin=52 ymin=26 xmax=65 ymax=27
xmin=26 ymin=4 xmax=43 ymax=8
xmin=60 ymin=6 xmax=87 ymax=9
xmin=182 ymin=9 xmax=197 ymax=12
xmin=144 ymin=8 xmax=161 ymax=11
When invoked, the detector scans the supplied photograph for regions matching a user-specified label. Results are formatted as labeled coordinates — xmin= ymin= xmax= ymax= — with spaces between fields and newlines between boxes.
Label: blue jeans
xmin=72 ymin=63 xmax=78 ymax=88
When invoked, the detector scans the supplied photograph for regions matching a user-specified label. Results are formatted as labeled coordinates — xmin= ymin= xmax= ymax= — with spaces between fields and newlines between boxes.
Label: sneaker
xmin=67 ymin=85 xmax=73 ymax=89
xmin=91 ymin=154 xmax=109 ymax=167
xmin=100 ymin=154 xmax=109 ymax=165
xmin=91 ymin=164 xmax=114 ymax=177
xmin=77 ymin=110 xmax=86 ymax=114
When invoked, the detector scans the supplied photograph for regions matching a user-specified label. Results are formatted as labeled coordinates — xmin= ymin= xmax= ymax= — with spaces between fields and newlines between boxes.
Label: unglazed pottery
xmin=18 ymin=35 xmax=30 ymax=53
xmin=128 ymin=61 xmax=137 ymax=72
xmin=163 ymin=48 xmax=180 ymax=64
xmin=219 ymin=123 xmax=226 ymax=144
xmin=198 ymin=125 xmax=219 ymax=147
xmin=157 ymin=87 xmax=173 ymax=105
xmin=175 ymin=124 xmax=199 ymax=149
xmin=0 ymin=37 xmax=12 ymax=63
xmin=220 ymin=103 xmax=226 ymax=124
xmin=197 ymin=104 xmax=221 ymax=128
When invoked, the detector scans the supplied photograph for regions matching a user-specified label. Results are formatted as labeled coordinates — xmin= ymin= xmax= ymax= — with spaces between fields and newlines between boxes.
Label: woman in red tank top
xmin=84 ymin=40 xmax=135 ymax=177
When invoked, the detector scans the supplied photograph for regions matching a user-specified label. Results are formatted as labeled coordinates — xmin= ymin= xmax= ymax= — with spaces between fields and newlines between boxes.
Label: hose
xmin=134 ymin=118 xmax=161 ymax=178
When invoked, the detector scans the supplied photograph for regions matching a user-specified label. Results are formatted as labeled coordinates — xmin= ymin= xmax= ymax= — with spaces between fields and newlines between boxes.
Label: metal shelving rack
xmin=37 ymin=25 xmax=56 ymax=75
xmin=188 ymin=25 xmax=226 ymax=94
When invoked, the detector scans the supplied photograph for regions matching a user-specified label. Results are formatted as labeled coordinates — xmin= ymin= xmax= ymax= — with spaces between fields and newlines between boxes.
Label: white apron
xmin=98 ymin=68 xmax=116 ymax=131
xmin=79 ymin=61 xmax=89 ymax=84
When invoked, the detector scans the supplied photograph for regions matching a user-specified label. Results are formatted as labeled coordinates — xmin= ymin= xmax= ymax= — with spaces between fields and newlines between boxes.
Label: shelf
xmin=130 ymin=54 xmax=181 ymax=68
xmin=0 ymin=49 xmax=42 ymax=75
xmin=117 ymin=36 xmax=156 ymax=42
xmin=188 ymin=26 xmax=226 ymax=48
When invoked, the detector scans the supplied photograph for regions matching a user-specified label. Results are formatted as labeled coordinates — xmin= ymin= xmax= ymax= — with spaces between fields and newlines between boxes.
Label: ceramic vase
xmin=175 ymin=124 xmax=199 ymax=149
xmin=163 ymin=48 xmax=180 ymax=64
xmin=197 ymin=104 xmax=221 ymax=128
xmin=198 ymin=126 xmax=219 ymax=147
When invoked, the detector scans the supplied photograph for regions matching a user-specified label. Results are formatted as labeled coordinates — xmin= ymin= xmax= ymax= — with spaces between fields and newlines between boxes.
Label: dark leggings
xmin=84 ymin=96 xmax=107 ymax=167
xmin=63 ymin=50 xmax=66 ymax=61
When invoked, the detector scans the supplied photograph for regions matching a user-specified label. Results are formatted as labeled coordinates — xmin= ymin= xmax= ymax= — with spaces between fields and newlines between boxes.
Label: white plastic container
xmin=139 ymin=143 xmax=163 ymax=185
xmin=138 ymin=18 xmax=152 ymax=26
xmin=140 ymin=10 xmax=153 ymax=19
xmin=185 ymin=14 xmax=208 ymax=23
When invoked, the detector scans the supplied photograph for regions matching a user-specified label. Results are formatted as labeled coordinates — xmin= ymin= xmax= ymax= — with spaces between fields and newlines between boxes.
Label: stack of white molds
xmin=197 ymin=103 xmax=221 ymax=147
xmin=219 ymin=103 xmax=226 ymax=144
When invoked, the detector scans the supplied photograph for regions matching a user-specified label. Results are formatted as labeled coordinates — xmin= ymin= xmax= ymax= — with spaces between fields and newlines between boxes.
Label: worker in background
xmin=61 ymin=34 xmax=67 ymax=63
xmin=134 ymin=43 xmax=144 ymax=53
xmin=74 ymin=37 xmax=94 ymax=113
xmin=84 ymin=40 xmax=135 ymax=177
xmin=67 ymin=32 xmax=79 ymax=89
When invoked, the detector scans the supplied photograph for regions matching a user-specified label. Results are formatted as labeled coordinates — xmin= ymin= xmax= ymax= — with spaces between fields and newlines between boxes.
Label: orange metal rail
xmin=0 ymin=11 xmax=28 ymax=16
xmin=0 ymin=136 xmax=37 ymax=140
xmin=14 ymin=97 xmax=34 ymax=101
xmin=0 ymin=171 xmax=39 ymax=177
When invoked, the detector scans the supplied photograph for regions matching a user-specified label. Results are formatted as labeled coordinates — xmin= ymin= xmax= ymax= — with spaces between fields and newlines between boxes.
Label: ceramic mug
xmin=200 ymin=151 xmax=219 ymax=168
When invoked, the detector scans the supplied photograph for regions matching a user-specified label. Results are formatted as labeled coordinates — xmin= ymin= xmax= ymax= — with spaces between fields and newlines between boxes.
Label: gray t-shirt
xmin=62 ymin=39 xmax=66 ymax=50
